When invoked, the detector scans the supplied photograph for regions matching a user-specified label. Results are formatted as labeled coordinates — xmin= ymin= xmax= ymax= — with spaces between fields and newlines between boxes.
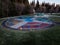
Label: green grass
xmin=51 ymin=17 xmax=60 ymax=22
xmin=0 ymin=15 xmax=60 ymax=45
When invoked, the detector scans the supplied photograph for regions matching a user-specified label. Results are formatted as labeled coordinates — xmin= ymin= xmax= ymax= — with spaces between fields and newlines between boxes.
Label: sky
xmin=28 ymin=0 xmax=60 ymax=4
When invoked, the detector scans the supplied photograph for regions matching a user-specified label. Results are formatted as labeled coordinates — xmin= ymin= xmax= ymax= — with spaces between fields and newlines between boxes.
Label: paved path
xmin=49 ymin=15 xmax=60 ymax=17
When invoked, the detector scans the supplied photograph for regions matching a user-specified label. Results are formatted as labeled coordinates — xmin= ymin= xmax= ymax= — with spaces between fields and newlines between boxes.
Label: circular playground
xmin=1 ymin=14 xmax=55 ymax=31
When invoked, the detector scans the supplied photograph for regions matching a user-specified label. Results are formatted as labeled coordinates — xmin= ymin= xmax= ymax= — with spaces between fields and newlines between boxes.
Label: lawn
xmin=0 ymin=15 xmax=60 ymax=45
